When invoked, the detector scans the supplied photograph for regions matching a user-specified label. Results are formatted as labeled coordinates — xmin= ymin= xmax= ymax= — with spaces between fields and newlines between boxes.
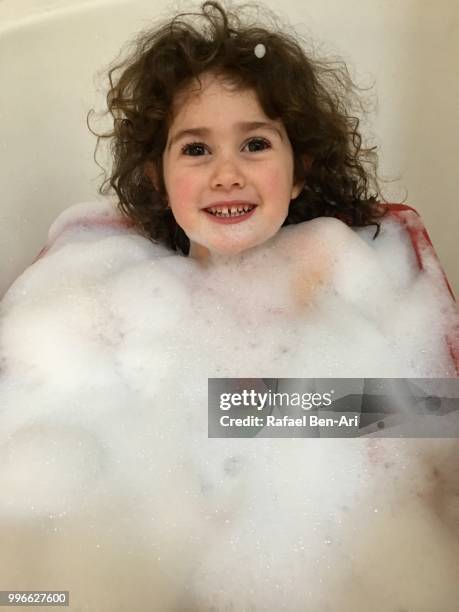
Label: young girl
xmin=95 ymin=0 xmax=386 ymax=260
xmin=1 ymin=1 xmax=458 ymax=611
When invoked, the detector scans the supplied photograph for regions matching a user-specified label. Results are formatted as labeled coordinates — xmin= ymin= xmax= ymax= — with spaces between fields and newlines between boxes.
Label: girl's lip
xmin=203 ymin=206 xmax=256 ymax=224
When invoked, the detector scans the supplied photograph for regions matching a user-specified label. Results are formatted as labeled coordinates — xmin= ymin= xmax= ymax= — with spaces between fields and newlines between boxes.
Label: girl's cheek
xmin=170 ymin=175 xmax=198 ymax=206
xmin=262 ymin=167 xmax=282 ymax=193
xmin=264 ymin=167 xmax=293 ymax=204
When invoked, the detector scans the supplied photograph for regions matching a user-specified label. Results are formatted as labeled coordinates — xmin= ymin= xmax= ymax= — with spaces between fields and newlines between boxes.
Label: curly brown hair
xmin=89 ymin=0 xmax=398 ymax=255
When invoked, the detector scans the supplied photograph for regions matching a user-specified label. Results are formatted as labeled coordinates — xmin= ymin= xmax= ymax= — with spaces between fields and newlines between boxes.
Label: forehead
xmin=170 ymin=72 xmax=268 ymax=125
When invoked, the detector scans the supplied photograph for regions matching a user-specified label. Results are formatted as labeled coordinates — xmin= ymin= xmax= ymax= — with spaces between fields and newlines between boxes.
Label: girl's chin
xmin=188 ymin=223 xmax=285 ymax=259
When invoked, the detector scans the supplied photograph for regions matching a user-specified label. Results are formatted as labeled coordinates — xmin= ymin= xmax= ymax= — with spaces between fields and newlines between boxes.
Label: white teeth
xmin=206 ymin=205 xmax=255 ymax=217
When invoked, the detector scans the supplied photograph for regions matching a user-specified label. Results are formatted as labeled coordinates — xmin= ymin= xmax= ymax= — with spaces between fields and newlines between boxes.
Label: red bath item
xmin=383 ymin=204 xmax=458 ymax=374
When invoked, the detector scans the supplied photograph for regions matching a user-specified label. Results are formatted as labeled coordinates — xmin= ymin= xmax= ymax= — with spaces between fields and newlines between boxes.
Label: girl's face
xmin=149 ymin=71 xmax=305 ymax=260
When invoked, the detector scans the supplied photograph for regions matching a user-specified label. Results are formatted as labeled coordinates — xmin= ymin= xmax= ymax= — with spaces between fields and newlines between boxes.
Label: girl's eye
xmin=181 ymin=142 xmax=207 ymax=156
xmin=246 ymin=137 xmax=271 ymax=152
xmin=180 ymin=137 xmax=271 ymax=156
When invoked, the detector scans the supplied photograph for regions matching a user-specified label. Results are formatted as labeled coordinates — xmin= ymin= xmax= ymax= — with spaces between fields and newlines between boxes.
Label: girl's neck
xmin=189 ymin=242 xmax=246 ymax=268
xmin=188 ymin=236 xmax=280 ymax=269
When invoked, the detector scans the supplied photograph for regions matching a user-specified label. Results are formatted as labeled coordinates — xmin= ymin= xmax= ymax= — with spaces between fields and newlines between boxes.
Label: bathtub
xmin=1 ymin=0 xmax=457 ymax=298
xmin=0 ymin=3 xmax=458 ymax=610
xmin=0 ymin=0 xmax=164 ymax=297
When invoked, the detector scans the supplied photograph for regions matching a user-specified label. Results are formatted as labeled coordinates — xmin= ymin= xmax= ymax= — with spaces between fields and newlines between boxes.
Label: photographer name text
xmin=220 ymin=414 xmax=359 ymax=428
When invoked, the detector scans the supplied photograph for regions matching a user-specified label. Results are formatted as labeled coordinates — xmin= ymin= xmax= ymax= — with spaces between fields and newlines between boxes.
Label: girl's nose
xmin=210 ymin=157 xmax=246 ymax=190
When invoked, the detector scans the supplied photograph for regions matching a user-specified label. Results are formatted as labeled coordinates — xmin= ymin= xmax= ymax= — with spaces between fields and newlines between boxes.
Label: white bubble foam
xmin=1 ymin=199 xmax=458 ymax=610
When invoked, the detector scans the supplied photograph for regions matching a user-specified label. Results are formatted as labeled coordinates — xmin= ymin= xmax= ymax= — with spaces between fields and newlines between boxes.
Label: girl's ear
xmin=292 ymin=178 xmax=305 ymax=200
xmin=292 ymin=154 xmax=314 ymax=199
xmin=144 ymin=161 xmax=159 ymax=191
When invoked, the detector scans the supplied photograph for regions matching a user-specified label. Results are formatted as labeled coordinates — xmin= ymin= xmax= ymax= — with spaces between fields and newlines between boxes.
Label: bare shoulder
xmin=276 ymin=218 xmax=357 ymax=310
xmin=278 ymin=217 xmax=358 ymax=257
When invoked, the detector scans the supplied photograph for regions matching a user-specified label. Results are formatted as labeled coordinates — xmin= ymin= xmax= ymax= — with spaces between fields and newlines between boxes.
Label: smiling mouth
xmin=204 ymin=204 xmax=257 ymax=218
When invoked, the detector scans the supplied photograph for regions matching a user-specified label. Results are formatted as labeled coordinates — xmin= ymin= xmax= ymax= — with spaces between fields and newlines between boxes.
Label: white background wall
xmin=0 ymin=0 xmax=457 ymax=296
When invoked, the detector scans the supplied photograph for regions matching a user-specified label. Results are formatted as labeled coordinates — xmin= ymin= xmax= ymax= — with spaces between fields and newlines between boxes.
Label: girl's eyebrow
xmin=168 ymin=121 xmax=283 ymax=150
